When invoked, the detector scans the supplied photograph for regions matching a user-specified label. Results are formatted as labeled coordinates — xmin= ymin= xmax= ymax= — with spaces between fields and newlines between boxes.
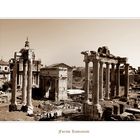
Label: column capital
xmin=116 ymin=63 xmax=120 ymax=66
xmin=84 ymin=59 xmax=90 ymax=63
xmin=111 ymin=63 xmax=115 ymax=66
xmin=93 ymin=59 xmax=100 ymax=64
xmin=105 ymin=62 xmax=110 ymax=66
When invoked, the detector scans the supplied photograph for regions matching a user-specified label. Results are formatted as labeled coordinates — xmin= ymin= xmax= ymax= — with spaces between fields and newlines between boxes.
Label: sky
xmin=0 ymin=19 xmax=140 ymax=68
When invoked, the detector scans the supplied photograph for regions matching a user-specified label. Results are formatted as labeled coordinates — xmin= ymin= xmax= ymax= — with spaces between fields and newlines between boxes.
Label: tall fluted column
xmin=22 ymin=60 xmax=27 ymax=106
xmin=105 ymin=63 xmax=110 ymax=100
xmin=9 ymin=53 xmax=17 ymax=111
xmin=99 ymin=61 xmax=104 ymax=101
xmin=27 ymin=51 xmax=33 ymax=114
xmin=92 ymin=60 xmax=102 ymax=120
xmin=116 ymin=63 xmax=120 ymax=97
xmin=110 ymin=63 xmax=115 ymax=99
xmin=124 ymin=63 xmax=129 ymax=98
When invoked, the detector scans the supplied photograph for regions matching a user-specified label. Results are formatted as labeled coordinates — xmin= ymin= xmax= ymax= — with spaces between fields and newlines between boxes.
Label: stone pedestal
xmin=9 ymin=104 xmax=17 ymax=112
xmin=113 ymin=105 xmax=119 ymax=115
xmin=119 ymin=104 xmax=125 ymax=114
xmin=93 ymin=104 xmax=103 ymax=120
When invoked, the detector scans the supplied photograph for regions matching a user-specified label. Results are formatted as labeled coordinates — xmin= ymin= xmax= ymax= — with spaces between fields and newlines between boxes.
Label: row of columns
xmin=84 ymin=59 xmax=129 ymax=119
xmin=9 ymin=51 xmax=33 ymax=114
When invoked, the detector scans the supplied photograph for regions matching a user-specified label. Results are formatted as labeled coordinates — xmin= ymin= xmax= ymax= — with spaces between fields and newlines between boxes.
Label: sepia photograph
xmin=0 ymin=19 xmax=140 ymax=121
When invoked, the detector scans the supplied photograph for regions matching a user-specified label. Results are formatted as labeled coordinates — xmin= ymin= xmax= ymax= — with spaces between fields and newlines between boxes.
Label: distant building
xmin=0 ymin=59 xmax=10 ymax=82
xmin=47 ymin=63 xmax=73 ymax=89
xmin=40 ymin=67 xmax=68 ymax=101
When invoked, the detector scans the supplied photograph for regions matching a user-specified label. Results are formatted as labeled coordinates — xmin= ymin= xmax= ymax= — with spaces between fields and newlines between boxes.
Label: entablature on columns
xmin=81 ymin=46 xmax=128 ymax=65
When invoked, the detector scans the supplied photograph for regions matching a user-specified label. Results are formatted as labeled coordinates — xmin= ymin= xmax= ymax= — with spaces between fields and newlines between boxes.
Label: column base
xmin=21 ymin=105 xmax=28 ymax=112
xmin=99 ymin=98 xmax=104 ymax=102
xmin=27 ymin=105 xmax=34 ymax=115
xmin=105 ymin=97 xmax=110 ymax=100
xmin=9 ymin=104 xmax=17 ymax=112
xmin=93 ymin=104 xmax=103 ymax=120
xmin=83 ymin=100 xmax=92 ymax=114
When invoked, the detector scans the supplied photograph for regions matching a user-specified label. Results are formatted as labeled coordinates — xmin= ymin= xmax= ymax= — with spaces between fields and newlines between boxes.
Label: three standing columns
xmin=10 ymin=51 xmax=33 ymax=114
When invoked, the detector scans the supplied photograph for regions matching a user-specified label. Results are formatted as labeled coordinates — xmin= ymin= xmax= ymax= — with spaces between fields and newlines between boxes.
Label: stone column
xmin=116 ymin=63 xmax=120 ymax=97
xmin=21 ymin=60 xmax=27 ymax=107
xmin=26 ymin=51 xmax=33 ymax=115
xmin=124 ymin=63 xmax=129 ymax=98
xmin=105 ymin=63 xmax=110 ymax=100
xmin=110 ymin=63 xmax=115 ymax=98
xmin=37 ymin=74 xmax=39 ymax=87
xmin=85 ymin=61 xmax=90 ymax=101
xmin=83 ymin=60 xmax=90 ymax=115
xmin=55 ymin=78 xmax=58 ymax=101
xmin=9 ymin=53 xmax=17 ymax=111
xmin=92 ymin=60 xmax=102 ymax=120
xmin=99 ymin=61 xmax=104 ymax=101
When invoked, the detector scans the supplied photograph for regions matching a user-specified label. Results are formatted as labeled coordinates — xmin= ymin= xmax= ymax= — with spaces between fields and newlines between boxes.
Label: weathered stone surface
xmin=9 ymin=104 xmax=17 ymax=112
xmin=21 ymin=105 xmax=28 ymax=112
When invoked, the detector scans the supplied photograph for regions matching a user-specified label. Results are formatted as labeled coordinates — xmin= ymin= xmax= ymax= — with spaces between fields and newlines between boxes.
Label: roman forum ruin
xmin=81 ymin=46 xmax=129 ymax=120
xmin=9 ymin=38 xmax=35 ymax=114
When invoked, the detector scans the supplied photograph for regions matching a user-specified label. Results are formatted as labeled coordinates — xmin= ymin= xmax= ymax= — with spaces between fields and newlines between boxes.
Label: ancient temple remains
xmin=81 ymin=46 xmax=129 ymax=120
xmin=9 ymin=38 xmax=34 ymax=114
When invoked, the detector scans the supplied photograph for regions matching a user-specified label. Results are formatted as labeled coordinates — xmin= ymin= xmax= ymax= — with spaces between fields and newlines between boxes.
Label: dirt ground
xmin=0 ymin=103 xmax=34 ymax=121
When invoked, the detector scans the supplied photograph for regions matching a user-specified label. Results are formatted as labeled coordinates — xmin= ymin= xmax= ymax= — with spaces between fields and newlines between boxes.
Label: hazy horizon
xmin=0 ymin=19 xmax=140 ymax=68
